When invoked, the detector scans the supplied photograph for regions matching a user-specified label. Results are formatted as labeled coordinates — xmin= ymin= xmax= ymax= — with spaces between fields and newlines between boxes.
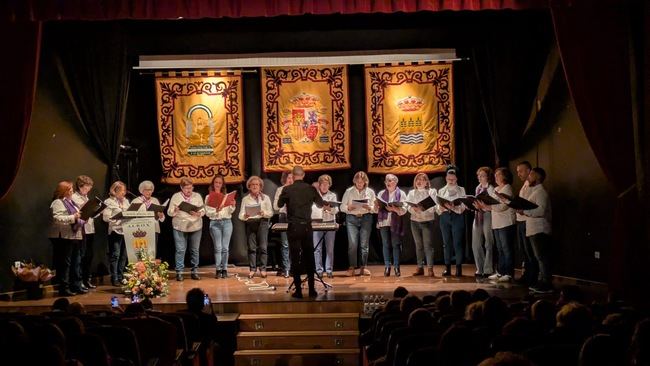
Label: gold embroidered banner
xmin=261 ymin=66 xmax=350 ymax=172
xmin=155 ymin=72 xmax=244 ymax=184
xmin=365 ymin=63 xmax=455 ymax=174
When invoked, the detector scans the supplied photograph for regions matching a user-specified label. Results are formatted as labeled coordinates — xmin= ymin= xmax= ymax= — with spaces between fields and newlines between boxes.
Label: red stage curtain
xmin=2 ymin=0 xmax=547 ymax=21
xmin=551 ymin=0 xmax=640 ymax=295
xmin=0 ymin=21 xmax=41 ymax=200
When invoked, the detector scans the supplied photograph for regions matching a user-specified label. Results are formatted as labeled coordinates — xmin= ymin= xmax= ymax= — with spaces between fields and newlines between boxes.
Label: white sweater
xmin=238 ymin=193 xmax=273 ymax=221
xmin=103 ymin=197 xmax=130 ymax=235
xmin=340 ymin=186 xmax=376 ymax=216
xmin=49 ymin=199 xmax=83 ymax=240
xmin=167 ymin=192 xmax=205 ymax=232
xmin=406 ymin=188 xmax=437 ymax=222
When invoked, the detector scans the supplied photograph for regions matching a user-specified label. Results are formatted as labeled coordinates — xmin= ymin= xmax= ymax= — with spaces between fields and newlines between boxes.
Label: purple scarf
xmin=62 ymin=198 xmax=84 ymax=233
xmin=378 ymin=189 xmax=403 ymax=236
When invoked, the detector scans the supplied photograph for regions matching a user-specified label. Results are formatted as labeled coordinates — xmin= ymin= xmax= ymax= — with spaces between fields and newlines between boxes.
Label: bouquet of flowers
xmin=11 ymin=261 xmax=55 ymax=282
xmin=122 ymin=249 xmax=170 ymax=299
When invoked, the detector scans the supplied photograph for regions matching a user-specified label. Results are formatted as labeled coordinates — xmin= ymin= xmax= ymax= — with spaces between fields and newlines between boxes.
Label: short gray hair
xmin=385 ymin=174 xmax=399 ymax=183
xmin=138 ymin=180 xmax=155 ymax=194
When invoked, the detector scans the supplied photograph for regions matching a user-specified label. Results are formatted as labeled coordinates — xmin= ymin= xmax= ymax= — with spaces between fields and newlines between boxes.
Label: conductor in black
xmin=278 ymin=166 xmax=326 ymax=298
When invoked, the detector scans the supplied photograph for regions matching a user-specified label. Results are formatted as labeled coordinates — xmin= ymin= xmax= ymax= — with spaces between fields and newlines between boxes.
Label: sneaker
xmin=176 ymin=273 xmax=183 ymax=282
xmin=497 ymin=275 xmax=512 ymax=283
xmin=362 ymin=268 xmax=372 ymax=276
xmin=191 ymin=273 xmax=201 ymax=280
xmin=488 ymin=273 xmax=501 ymax=281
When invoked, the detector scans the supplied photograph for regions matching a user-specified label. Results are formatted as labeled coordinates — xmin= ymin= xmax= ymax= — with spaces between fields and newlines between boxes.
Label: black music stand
xmin=286 ymin=232 xmax=333 ymax=293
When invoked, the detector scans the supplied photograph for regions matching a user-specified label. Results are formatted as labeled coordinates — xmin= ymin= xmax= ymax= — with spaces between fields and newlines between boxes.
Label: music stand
xmin=286 ymin=232 xmax=333 ymax=293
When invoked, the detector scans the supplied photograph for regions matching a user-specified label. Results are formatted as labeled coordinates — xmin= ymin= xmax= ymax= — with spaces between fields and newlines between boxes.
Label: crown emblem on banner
xmin=396 ymin=96 xmax=424 ymax=112
xmin=289 ymin=93 xmax=320 ymax=108
xmin=133 ymin=229 xmax=147 ymax=238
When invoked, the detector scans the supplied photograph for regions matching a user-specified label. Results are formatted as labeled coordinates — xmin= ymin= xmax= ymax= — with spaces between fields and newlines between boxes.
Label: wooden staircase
xmin=234 ymin=301 xmax=361 ymax=366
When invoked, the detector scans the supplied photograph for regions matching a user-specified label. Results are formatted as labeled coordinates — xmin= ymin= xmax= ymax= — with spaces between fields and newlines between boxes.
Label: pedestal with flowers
xmin=122 ymin=248 xmax=169 ymax=299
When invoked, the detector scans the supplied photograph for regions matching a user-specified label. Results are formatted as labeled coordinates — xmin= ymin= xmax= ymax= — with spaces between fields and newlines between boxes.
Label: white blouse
xmin=435 ymin=184 xmax=467 ymax=215
xmin=376 ymin=188 xmax=407 ymax=227
xmin=204 ymin=193 xmax=236 ymax=221
xmin=167 ymin=192 xmax=205 ymax=232
xmin=490 ymin=184 xmax=516 ymax=229
xmin=49 ymin=198 xmax=83 ymax=240
xmin=406 ymin=188 xmax=437 ymax=222
xmin=71 ymin=192 xmax=95 ymax=234
xmin=131 ymin=196 xmax=166 ymax=233
xmin=103 ymin=197 xmax=130 ymax=235
xmin=311 ymin=190 xmax=338 ymax=221
xmin=238 ymin=193 xmax=274 ymax=221
xmin=340 ymin=186 xmax=376 ymax=216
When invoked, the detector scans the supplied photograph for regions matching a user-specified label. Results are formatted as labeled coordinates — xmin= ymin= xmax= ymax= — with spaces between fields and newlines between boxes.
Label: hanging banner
xmin=365 ymin=63 xmax=455 ymax=174
xmin=261 ymin=65 xmax=350 ymax=172
xmin=155 ymin=71 xmax=244 ymax=184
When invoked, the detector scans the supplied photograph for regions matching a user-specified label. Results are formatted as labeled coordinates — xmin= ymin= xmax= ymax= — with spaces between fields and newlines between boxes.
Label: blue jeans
xmin=108 ymin=232 xmax=127 ymax=282
xmin=346 ymin=214 xmax=373 ymax=267
xmin=380 ymin=227 xmax=402 ymax=268
xmin=313 ymin=230 xmax=336 ymax=274
xmin=280 ymin=232 xmax=290 ymax=271
xmin=209 ymin=219 xmax=233 ymax=271
xmin=410 ymin=220 xmax=435 ymax=268
xmin=245 ymin=219 xmax=269 ymax=271
xmin=439 ymin=212 xmax=465 ymax=265
xmin=517 ymin=221 xmax=538 ymax=281
xmin=173 ymin=229 xmax=202 ymax=273
xmin=472 ymin=212 xmax=495 ymax=275
xmin=494 ymin=224 xmax=516 ymax=276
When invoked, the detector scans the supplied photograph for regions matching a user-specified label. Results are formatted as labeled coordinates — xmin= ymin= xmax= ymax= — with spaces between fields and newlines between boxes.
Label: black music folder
xmin=405 ymin=195 xmax=436 ymax=210
xmin=495 ymin=192 xmax=538 ymax=210
xmin=376 ymin=197 xmax=404 ymax=210
xmin=178 ymin=201 xmax=202 ymax=214
xmin=110 ymin=202 xmax=144 ymax=220
xmin=476 ymin=191 xmax=500 ymax=205
xmin=322 ymin=200 xmax=341 ymax=208
xmin=147 ymin=199 xmax=169 ymax=213
xmin=79 ymin=196 xmax=107 ymax=221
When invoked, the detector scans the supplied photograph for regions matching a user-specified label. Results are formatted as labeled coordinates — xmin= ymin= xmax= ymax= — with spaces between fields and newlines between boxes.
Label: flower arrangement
xmin=122 ymin=248 xmax=169 ymax=299
xmin=11 ymin=261 xmax=55 ymax=283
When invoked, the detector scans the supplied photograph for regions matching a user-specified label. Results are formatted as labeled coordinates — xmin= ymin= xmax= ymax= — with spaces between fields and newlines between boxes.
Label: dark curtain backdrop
xmin=2 ymin=0 xmax=547 ymax=21
xmin=53 ymin=24 xmax=131 ymax=184
xmin=0 ymin=21 xmax=41 ymax=200
xmin=550 ymin=0 xmax=643 ymax=297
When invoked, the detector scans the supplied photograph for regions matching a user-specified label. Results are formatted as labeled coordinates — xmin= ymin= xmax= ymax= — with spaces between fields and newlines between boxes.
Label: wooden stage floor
xmin=0 ymin=264 xmax=554 ymax=313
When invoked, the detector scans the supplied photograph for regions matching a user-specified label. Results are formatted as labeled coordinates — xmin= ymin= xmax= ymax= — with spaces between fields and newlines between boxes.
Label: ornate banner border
xmin=365 ymin=63 xmax=455 ymax=174
xmin=156 ymin=74 xmax=245 ymax=184
xmin=261 ymin=66 xmax=350 ymax=172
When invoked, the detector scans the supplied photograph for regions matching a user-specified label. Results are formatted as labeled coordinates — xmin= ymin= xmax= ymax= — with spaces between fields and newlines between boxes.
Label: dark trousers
xmin=108 ymin=232 xmax=127 ymax=282
xmin=79 ymin=233 xmax=94 ymax=280
xmin=51 ymin=237 xmax=81 ymax=291
xmin=439 ymin=212 xmax=465 ymax=266
xmin=288 ymin=222 xmax=316 ymax=291
xmin=245 ymin=219 xmax=269 ymax=271
xmin=517 ymin=221 xmax=538 ymax=282
xmin=494 ymin=225 xmax=516 ymax=276
xmin=529 ymin=233 xmax=552 ymax=285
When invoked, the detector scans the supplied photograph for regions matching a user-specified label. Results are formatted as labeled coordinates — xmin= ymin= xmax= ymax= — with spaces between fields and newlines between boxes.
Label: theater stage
xmin=0 ymin=264 xmax=602 ymax=315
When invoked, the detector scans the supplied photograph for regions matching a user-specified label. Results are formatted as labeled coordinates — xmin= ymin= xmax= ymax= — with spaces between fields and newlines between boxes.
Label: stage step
xmin=233 ymin=348 xmax=360 ymax=366
xmin=238 ymin=312 xmax=359 ymax=331
xmin=237 ymin=330 xmax=359 ymax=350
xmin=219 ymin=300 xmax=362 ymax=314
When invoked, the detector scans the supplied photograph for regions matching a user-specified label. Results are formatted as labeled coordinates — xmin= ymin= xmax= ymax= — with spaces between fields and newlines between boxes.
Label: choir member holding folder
xmin=471 ymin=167 xmax=496 ymax=278
xmin=205 ymin=175 xmax=236 ymax=279
xmin=49 ymin=180 xmax=86 ymax=296
xmin=311 ymin=174 xmax=338 ymax=278
xmin=71 ymin=175 xmax=98 ymax=290
xmin=167 ymin=177 xmax=205 ymax=281
xmin=131 ymin=180 xmax=166 ymax=251
xmin=103 ymin=181 xmax=130 ymax=287
xmin=376 ymin=174 xmax=407 ymax=277
xmin=341 ymin=171 xmax=375 ymax=277
xmin=406 ymin=173 xmax=438 ymax=277
xmin=476 ymin=167 xmax=517 ymax=283
xmin=239 ymin=176 xmax=273 ymax=278
xmin=435 ymin=166 xmax=467 ymax=277
xmin=272 ymin=171 xmax=293 ymax=277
